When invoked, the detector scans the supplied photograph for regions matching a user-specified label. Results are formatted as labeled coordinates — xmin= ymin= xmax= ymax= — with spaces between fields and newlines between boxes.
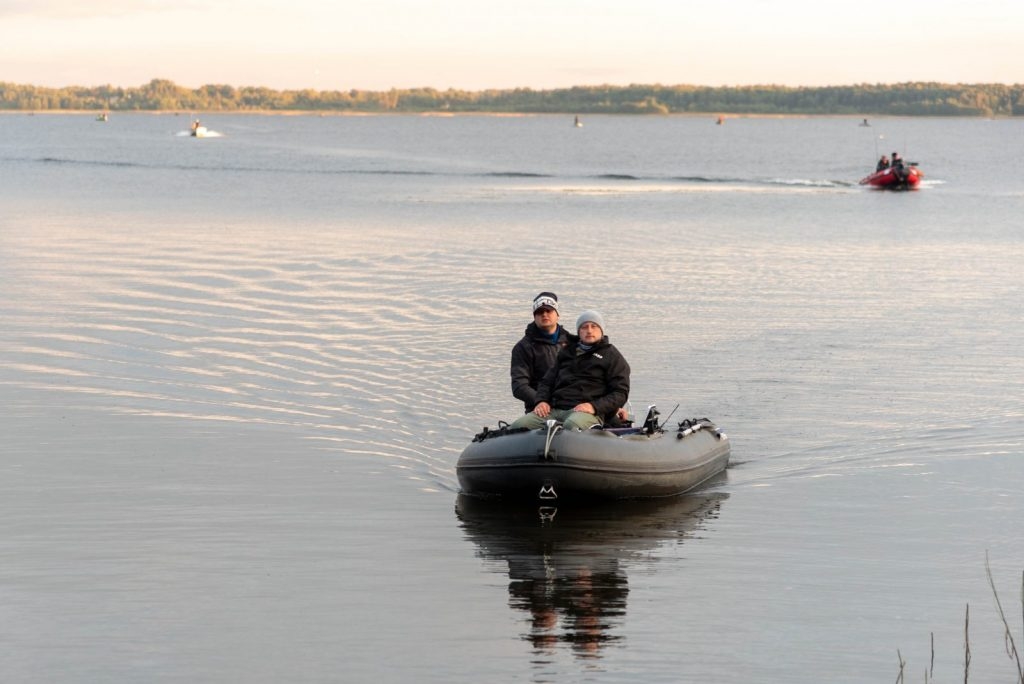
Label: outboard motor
xmin=642 ymin=405 xmax=661 ymax=434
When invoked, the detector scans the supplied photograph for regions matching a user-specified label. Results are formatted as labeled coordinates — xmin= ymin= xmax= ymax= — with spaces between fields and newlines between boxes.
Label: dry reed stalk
xmin=896 ymin=557 xmax=1024 ymax=683
xmin=929 ymin=631 xmax=934 ymax=682
xmin=985 ymin=552 xmax=1024 ymax=683
xmin=964 ymin=603 xmax=970 ymax=684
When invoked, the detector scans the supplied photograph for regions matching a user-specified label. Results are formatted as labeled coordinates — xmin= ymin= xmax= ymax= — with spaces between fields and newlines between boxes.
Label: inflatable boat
xmin=859 ymin=163 xmax=923 ymax=190
xmin=456 ymin=409 xmax=730 ymax=501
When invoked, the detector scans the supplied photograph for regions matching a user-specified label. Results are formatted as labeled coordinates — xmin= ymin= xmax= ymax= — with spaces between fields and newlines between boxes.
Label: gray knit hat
xmin=575 ymin=310 xmax=605 ymax=333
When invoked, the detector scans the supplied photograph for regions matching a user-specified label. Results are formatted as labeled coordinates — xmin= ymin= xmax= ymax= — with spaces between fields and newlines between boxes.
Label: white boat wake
xmin=175 ymin=128 xmax=223 ymax=138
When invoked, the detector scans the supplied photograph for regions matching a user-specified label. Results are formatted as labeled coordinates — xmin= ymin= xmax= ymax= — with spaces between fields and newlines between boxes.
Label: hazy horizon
xmin=3 ymin=0 xmax=1021 ymax=92
xmin=6 ymin=77 xmax=1024 ymax=93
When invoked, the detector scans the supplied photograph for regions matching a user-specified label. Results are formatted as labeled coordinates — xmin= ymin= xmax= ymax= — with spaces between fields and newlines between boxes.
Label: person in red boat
xmin=891 ymin=152 xmax=907 ymax=181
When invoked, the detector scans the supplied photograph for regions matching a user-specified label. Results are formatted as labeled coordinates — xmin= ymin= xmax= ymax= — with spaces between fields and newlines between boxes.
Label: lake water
xmin=1 ymin=112 xmax=1022 ymax=683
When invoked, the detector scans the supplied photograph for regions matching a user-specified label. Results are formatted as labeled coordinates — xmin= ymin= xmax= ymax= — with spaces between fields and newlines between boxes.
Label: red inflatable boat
xmin=859 ymin=163 xmax=923 ymax=190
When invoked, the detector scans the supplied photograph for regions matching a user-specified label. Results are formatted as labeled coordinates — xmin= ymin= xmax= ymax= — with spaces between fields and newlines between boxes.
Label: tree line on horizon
xmin=3 ymin=79 xmax=1023 ymax=116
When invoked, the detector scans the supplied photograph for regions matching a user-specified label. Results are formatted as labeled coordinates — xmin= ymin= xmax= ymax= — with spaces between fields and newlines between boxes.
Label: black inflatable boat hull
xmin=456 ymin=422 xmax=730 ymax=500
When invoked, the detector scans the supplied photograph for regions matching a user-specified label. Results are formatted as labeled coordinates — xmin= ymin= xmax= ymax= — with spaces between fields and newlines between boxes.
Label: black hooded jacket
xmin=510 ymin=323 xmax=571 ymax=411
xmin=536 ymin=336 xmax=630 ymax=423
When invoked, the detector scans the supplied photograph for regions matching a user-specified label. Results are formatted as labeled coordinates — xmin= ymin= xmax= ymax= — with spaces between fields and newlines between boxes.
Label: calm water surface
xmin=1 ymin=113 xmax=1022 ymax=682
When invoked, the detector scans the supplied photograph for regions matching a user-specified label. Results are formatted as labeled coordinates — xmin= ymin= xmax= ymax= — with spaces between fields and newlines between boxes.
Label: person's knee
xmin=510 ymin=413 xmax=544 ymax=430
xmin=563 ymin=412 xmax=601 ymax=431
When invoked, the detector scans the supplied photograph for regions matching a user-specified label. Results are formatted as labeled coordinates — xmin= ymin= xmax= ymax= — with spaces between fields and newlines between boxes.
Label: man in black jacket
xmin=510 ymin=292 xmax=571 ymax=412
xmin=510 ymin=310 xmax=630 ymax=432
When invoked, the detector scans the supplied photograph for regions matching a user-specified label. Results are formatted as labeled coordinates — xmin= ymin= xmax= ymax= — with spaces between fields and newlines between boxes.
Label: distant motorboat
xmin=183 ymin=119 xmax=221 ymax=138
xmin=176 ymin=128 xmax=221 ymax=138
xmin=573 ymin=115 xmax=583 ymax=128
xmin=859 ymin=118 xmax=871 ymax=127
xmin=96 ymin=112 xmax=109 ymax=122
xmin=716 ymin=115 xmax=725 ymax=125
xmin=176 ymin=123 xmax=221 ymax=138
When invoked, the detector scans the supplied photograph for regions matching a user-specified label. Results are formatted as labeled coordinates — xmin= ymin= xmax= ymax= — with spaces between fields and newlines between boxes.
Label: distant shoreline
xmin=2 ymin=110 xmax=1010 ymax=120
xmin=3 ymin=79 xmax=1021 ymax=117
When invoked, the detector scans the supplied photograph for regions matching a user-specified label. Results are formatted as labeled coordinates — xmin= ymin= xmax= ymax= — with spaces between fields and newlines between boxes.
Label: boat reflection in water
xmin=455 ymin=487 xmax=728 ymax=660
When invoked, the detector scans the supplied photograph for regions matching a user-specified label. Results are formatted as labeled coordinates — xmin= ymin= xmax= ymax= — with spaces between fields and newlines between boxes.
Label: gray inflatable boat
xmin=457 ymin=410 xmax=730 ymax=501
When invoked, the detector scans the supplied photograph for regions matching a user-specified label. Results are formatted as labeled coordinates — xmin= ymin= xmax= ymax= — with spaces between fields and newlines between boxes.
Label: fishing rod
xmin=661 ymin=403 xmax=680 ymax=427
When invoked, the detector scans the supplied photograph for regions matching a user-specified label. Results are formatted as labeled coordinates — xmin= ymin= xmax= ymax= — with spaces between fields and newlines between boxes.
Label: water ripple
xmin=7 ymin=231 xmax=535 ymax=496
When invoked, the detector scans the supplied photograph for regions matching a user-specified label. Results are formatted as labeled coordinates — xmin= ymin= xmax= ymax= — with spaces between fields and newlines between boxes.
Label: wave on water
xmin=670 ymin=175 xmax=856 ymax=189
xmin=18 ymin=155 xmax=857 ymax=190
xmin=727 ymin=414 xmax=1024 ymax=488
xmin=484 ymin=171 xmax=552 ymax=178
xmin=1 ymin=236 xmax=548 ymax=496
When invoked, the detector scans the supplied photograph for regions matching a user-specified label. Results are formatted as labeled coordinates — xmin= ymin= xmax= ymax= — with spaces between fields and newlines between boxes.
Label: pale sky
xmin=2 ymin=0 xmax=1021 ymax=91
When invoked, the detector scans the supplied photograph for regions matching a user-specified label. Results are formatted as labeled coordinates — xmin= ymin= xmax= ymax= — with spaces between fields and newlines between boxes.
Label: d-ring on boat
xmin=456 ymin=407 xmax=730 ymax=500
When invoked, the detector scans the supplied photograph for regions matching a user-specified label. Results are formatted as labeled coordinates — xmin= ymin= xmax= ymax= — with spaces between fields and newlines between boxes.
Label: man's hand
xmin=533 ymin=402 xmax=551 ymax=418
xmin=573 ymin=402 xmax=595 ymax=415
